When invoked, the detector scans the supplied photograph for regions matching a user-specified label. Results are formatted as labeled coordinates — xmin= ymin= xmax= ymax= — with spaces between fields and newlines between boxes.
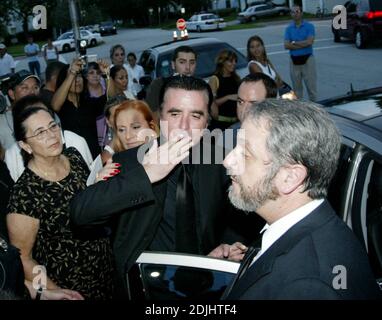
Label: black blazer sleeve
xmin=70 ymin=147 xmax=155 ymax=226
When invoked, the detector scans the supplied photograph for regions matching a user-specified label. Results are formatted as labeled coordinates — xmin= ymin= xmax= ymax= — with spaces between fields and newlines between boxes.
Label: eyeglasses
xmin=291 ymin=9 xmax=301 ymax=14
xmin=25 ymin=122 xmax=61 ymax=140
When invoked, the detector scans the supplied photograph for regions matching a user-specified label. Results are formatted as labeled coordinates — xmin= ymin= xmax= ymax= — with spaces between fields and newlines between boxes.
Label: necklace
xmin=30 ymin=156 xmax=69 ymax=184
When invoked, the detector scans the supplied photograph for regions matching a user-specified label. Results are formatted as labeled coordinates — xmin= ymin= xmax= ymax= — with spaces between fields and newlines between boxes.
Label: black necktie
xmin=175 ymin=164 xmax=200 ymax=254
xmin=221 ymin=246 xmax=261 ymax=299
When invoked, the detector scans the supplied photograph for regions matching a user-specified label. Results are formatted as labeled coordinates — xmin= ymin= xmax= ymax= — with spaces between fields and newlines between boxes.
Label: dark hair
xmin=109 ymin=44 xmax=126 ymax=62
xmin=12 ymin=95 xmax=50 ymax=120
xmin=240 ymin=73 xmax=278 ymax=98
xmin=172 ymin=45 xmax=197 ymax=62
xmin=87 ymin=62 xmax=101 ymax=73
xmin=55 ymin=64 xmax=70 ymax=92
xmin=13 ymin=106 xmax=55 ymax=165
xmin=247 ymin=35 xmax=268 ymax=63
xmin=109 ymin=65 xmax=127 ymax=80
xmin=45 ymin=61 xmax=65 ymax=83
xmin=104 ymin=94 xmax=127 ymax=118
xmin=127 ymin=52 xmax=137 ymax=60
xmin=214 ymin=49 xmax=240 ymax=83
xmin=159 ymin=75 xmax=213 ymax=115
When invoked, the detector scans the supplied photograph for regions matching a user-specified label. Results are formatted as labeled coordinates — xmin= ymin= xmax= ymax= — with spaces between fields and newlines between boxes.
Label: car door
xmin=256 ymin=4 xmax=268 ymax=17
xmin=187 ymin=15 xmax=196 ymax=31
xmin=127 ymin=252 xmax=239 ymax=300
xmin=327 ymin=133 xmax=382 ymax=288
xmin=342 ymin=145 xmax=382 ymax=286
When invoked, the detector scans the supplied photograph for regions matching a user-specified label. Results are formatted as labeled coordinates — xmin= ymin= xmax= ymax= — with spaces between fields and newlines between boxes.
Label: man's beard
xmin=228 ymin=168 xmax=280 ymax=212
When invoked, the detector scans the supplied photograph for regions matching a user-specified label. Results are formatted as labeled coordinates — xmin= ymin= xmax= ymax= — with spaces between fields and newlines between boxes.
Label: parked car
xmin=186 ymin=13 xmax=227 ymax=32
xmin=125 ymin=87 xmax=382 ymax=300
xmin=42 ymin=32 xmax=75 ymax=53
xmin=238 ymin=3 xmax=290 ymax=23
xmin=43 ymin=30 xmax=102 ymax=53
xmin=79 ymin=30 xmax=103 ymax=47
xmin=321 ymin=86 xmax=382 ymax=285
xmin=99 ymin=21 xmax=117 ymax=36
xmin=332 ymin=0 xmax=382 ymax=48
xmin=138 ymin=37 xmax=248 ymax=82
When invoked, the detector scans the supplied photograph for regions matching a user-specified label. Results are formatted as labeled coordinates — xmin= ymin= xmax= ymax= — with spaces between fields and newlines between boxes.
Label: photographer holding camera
xmin=0 ymin=70 xmax=41 ymax=151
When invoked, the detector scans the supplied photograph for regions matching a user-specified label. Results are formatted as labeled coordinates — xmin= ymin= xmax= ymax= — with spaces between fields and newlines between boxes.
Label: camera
xmin=79 ymin=54 xmax=97 ymax=75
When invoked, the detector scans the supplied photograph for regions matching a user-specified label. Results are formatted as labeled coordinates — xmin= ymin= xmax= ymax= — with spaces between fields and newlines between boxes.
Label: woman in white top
xmin=247 ymin=35 xmax=283 ymax=88
xmin=43 ymin=38 xmax=59 ymax=65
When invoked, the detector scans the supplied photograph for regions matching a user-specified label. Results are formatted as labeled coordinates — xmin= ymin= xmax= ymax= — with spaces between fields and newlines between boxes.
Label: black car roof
xmin=149 ymin=37 xmax=224 ymax=53
xmin=321 ymin=87 xmax=382 ymax=134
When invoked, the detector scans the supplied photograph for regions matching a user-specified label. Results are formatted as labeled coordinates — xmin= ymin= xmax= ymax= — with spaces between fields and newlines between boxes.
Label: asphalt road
xmin=15 ymin=19 xmax=382 ymax=101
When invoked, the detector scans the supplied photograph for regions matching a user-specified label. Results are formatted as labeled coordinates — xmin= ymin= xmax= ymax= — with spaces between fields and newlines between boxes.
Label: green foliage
xmin=216 ymin=8 xmax=237 ymax=17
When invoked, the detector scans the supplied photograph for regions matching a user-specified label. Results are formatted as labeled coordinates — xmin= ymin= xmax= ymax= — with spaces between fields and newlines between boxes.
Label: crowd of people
xmin=0 ymin=5 xmax=381 ymax=300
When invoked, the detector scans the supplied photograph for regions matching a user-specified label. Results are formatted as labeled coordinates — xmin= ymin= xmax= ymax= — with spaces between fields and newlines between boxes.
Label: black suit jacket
xmin=226 ymin=201 xmax=381 ymax=300
xmin=70 ymin=142 xmax=233 ymax=297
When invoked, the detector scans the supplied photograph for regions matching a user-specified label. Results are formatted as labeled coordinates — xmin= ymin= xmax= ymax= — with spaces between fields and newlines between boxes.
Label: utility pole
xmin=68 ymin=0 xmax=81 ymax=56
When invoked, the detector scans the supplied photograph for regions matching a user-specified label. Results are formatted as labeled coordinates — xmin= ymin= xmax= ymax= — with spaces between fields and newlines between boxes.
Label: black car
xmin=138 ymin=37 xmax=248 ymax=81
xmin=322 ymin=87 xmax=382 ymax=285
xmin=99 ymin=21 xmax=117 ymax=36
xmin=332 ymin=0 xmax=382 ymax=48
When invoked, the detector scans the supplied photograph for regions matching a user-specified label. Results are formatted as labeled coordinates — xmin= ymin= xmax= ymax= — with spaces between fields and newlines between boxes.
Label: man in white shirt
xmin=126 ymin=52 xmax=145 ymax=98
xmin=221 ymin=99 xmax=381 ymax=299
xmin=0 ymin=43 xmax=16 ymax=76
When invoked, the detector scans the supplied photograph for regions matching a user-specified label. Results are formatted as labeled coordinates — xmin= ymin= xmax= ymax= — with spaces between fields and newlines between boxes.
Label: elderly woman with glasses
xmin=6 ymin=104 xmax=114 ymax=299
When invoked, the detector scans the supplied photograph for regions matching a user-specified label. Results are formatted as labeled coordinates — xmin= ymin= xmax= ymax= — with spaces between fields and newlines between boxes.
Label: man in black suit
xmin=70 ymin=76 xmax=243 ymax=298
xmin=223 ymin=99 xmax=381 ymax=299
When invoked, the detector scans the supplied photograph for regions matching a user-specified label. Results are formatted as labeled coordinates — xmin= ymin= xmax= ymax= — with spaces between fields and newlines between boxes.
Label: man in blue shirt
xmin=24 ymin=35 xmax=41 ymax=77
xmin=284 ymin=5 xmax=317 ymax=101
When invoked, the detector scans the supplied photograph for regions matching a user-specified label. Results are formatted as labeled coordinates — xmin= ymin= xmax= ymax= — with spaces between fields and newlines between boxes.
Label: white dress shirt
xmin=126 ymin=64 xmax=145 ymax=96
xmin=0 ymin=53 xmax=16 ymax=76
xmin=252 ymin=199 xmax=324 ymax=265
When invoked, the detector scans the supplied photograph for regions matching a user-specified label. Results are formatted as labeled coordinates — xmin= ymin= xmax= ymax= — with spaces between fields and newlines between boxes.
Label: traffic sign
xmin=176 ymin=18 xmax=186 ymax=31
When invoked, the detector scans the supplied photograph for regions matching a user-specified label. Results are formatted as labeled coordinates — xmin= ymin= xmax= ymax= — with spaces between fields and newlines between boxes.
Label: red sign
xmin=176 ymin=18 xmax=186 ymax=31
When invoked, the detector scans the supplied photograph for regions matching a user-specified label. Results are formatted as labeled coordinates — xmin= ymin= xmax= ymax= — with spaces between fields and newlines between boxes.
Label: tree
xmin=0 ymin=0 xmax=54 ymax=35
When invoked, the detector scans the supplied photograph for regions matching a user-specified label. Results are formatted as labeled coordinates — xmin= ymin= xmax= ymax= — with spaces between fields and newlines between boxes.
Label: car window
xmin=127 ymin=252 xmax=239 ymax=300
xmin=256 ymin=5 xmax=266 ymax=11
xmin=357 ymin=0 xmax=369 ymax=11
xmin=327 ymin=140 xmax=356 ymax=218
xmin=139 ymin=265 xmax=234 ymax=299
xmin=346 ymin=1 xmax=359 ymax=12
xmin=370 ymin=0 xmax=382 ymax=11
xmin=58 ymin=33 xmax=73 ymax=40
xmin=139 ymin=51 xmax=156 ymax=75
xmin=348 ymin=149 xmax=382 ymax=280
xmin=193 ymin=43 xmax=247 ymax=79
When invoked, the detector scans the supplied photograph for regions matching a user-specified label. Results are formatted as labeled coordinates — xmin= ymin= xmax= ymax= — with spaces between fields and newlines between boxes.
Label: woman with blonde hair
xmin=208 ymin=49 xmax=241 ymax=130
xmin=87 ymin=99 xmax=158 ymax=185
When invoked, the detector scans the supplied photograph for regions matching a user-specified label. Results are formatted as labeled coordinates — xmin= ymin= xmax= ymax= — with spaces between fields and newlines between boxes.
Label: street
xmin=15 ymin=19 xmax=382 ymax=101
